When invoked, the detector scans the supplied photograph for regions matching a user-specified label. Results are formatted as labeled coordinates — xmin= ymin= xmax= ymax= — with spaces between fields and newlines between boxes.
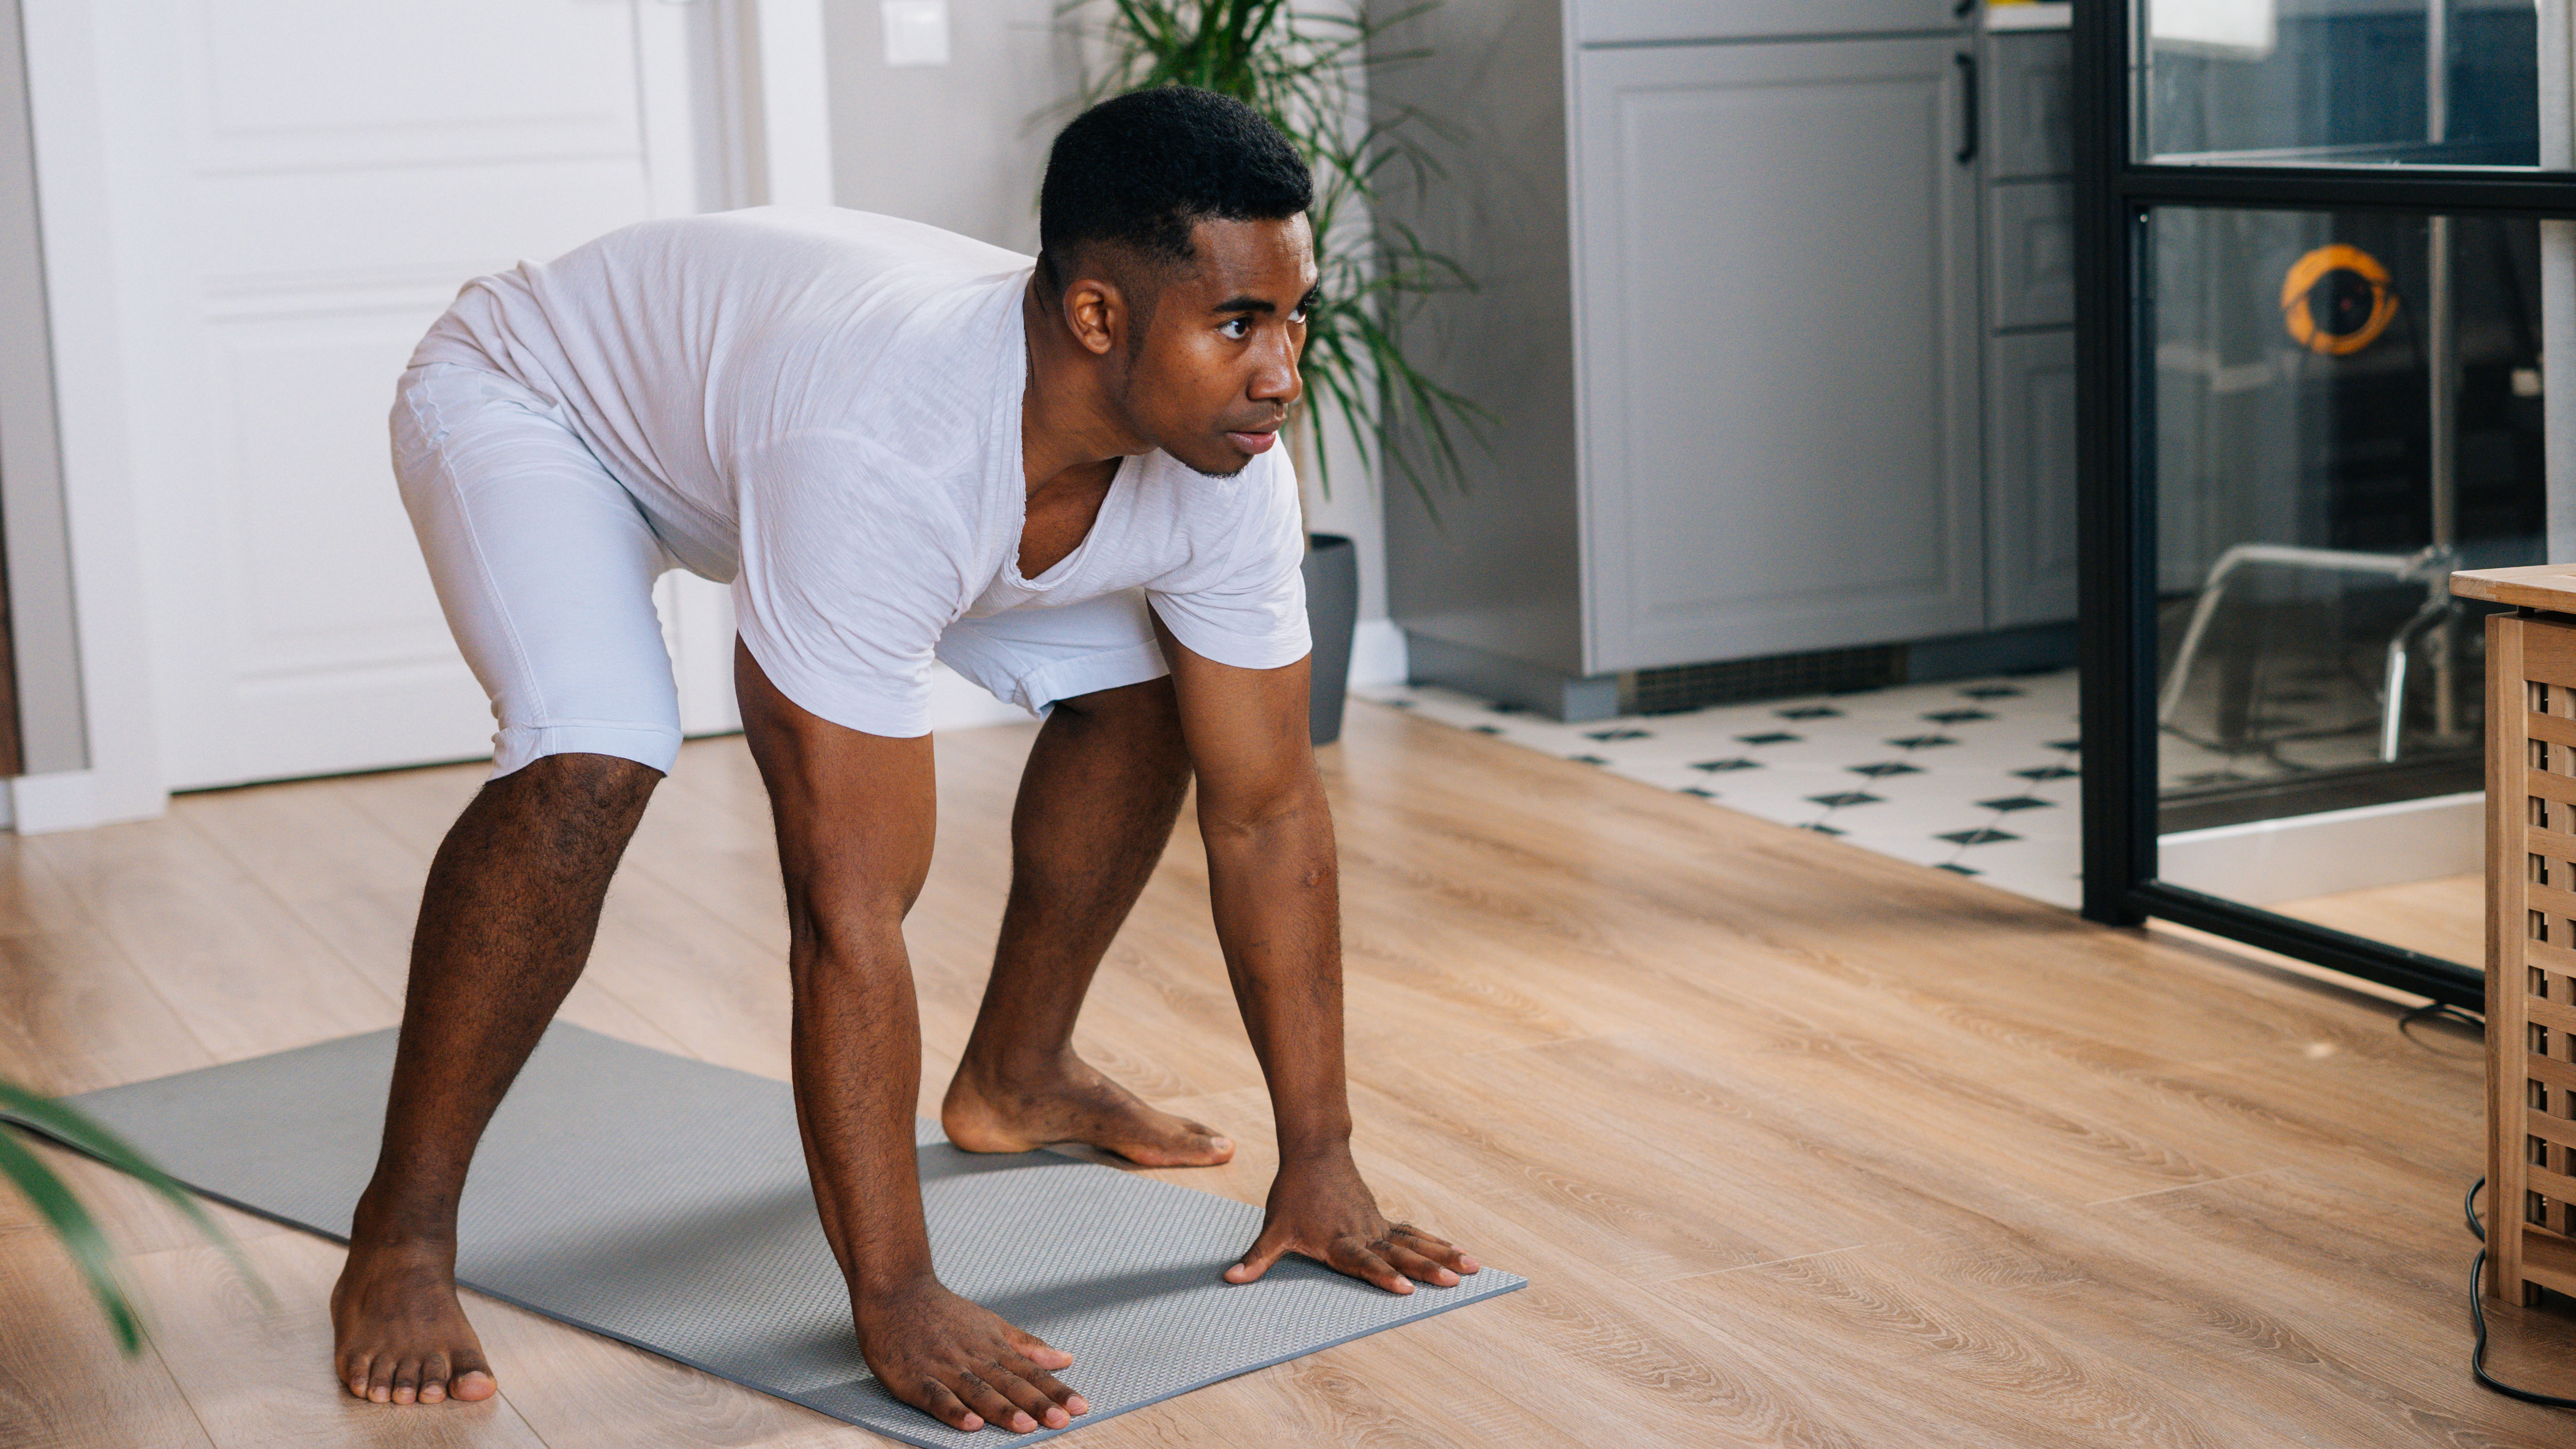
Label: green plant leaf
xmin=0 ymin=1082 xmax=276 ymax=1332
xmin=0 ymin=1122 xmax=144 ymax=1353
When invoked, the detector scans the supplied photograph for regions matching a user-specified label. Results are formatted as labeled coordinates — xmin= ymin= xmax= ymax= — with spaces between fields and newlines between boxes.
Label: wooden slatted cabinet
xmin=2454 ymin=564 xmax=2576 ymax=1302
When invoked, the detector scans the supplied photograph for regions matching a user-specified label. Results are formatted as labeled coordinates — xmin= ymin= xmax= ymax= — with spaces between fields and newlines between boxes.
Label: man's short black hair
xmin=1035 ymin=85 xmax=1313 ymax=303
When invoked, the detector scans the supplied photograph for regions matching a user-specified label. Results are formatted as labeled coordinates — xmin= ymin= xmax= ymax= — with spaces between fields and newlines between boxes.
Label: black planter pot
xmin=1301 ymin=532 xmax=1358 ymax=746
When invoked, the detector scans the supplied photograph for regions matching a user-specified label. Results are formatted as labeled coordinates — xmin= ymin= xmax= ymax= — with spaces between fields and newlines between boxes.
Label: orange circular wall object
xmin=2280 ymin=243 xmax=2396 ymax=357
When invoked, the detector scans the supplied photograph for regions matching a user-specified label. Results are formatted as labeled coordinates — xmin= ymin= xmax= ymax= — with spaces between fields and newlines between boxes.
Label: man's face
xmin=1117 ymin=215 xmax=1318 ymax=478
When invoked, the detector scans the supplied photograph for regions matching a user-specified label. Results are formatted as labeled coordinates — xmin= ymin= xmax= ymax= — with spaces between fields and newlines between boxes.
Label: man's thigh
xmin=935 ymin=590 xmax=1169 ymax=718
xmin=392 ymin=363 xmax=683 ymax=779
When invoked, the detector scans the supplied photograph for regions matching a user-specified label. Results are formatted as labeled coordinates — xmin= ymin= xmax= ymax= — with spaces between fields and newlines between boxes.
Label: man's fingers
xmin=916 ymin=1379 xmax=982 ymax=1433
xmin=1391 ymin=1225 xmax=1481 ymax=1275
xmin=986 ymin=1360 xmax=1073 ymax=1429
xmin=1382 ymin=1241 xmax=1461 ymax=1287
xmin=1225 ymin=1230 xmax=1293 ymax=1284
xmin=1004 ymin=1325 xmax=1074 ymax=1372
xmin=1330 ymin=1234 xmax=1413 ymax=1294
xmin=1006 ymin=1357 xmax=1089 ymax=1418
xmin=955 ymin=1372 xmax=1037 ymax=1435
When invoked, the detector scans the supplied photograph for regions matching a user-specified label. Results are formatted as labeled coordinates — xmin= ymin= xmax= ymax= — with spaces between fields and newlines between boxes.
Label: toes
xmin=418 ymin=1352 xmax=450 ymax=1404
xmin=343 ymin=1353 xmax=373 ymax=1400
xmin=450 ymin=1360 xmax=498 ymax=1402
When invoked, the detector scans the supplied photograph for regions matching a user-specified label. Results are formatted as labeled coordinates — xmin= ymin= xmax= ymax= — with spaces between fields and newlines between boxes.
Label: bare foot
xmin=941 ymin=1051 xmax=1234 ymax=1167
xmin=329 ymin=1231 xmax=496 ymax=1406
xmin=856 ymin=1276 xmax=1089 ymax=1434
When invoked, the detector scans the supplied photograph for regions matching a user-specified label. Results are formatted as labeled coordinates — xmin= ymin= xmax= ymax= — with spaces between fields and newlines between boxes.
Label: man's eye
xmin=1221 ymin=318 xmax=1252 ymax=339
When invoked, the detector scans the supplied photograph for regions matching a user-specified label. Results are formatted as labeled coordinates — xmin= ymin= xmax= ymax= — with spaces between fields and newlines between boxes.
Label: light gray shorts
xmin=390 ymin=362 xmax=1167 ymax=779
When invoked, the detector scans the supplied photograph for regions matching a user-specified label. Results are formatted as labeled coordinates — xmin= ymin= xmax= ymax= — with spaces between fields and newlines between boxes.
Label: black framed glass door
xmin=2075 ymin=0 xmax=2575 ymax=1007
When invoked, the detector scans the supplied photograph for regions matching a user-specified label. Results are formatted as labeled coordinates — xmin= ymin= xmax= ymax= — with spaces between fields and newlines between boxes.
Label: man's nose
xmin=1250 ymin=338 xmax=1300 ymax=407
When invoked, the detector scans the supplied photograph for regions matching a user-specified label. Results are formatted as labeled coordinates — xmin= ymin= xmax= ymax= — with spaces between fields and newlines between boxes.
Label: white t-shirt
xmin=410 ymin=206 xmax=1310 ymax=737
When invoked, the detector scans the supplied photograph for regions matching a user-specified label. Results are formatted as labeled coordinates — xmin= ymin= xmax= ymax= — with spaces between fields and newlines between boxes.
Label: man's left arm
xmin=1156 ymin=621 xmax=1481 ymax=1294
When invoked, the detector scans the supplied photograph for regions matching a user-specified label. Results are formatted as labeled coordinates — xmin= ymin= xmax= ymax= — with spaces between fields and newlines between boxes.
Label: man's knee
xmin=489 ymin=751 xmax=662 ymax=825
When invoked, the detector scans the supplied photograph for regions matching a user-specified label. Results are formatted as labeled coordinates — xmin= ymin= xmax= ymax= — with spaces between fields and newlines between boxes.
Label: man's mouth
xmin=1225 ymin=428 xmax=1279 ymax=454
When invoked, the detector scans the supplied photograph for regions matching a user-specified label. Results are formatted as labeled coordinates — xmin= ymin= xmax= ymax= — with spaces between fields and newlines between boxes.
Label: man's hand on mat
xmin=856 ymin=1277 xmax=1090 ymax=1434
xmin=1224 ymin=1149 xmax=1481 ymax=1295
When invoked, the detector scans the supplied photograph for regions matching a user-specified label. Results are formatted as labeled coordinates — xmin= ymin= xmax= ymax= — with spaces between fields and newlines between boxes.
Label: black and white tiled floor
xmin=1357 ymin=670 xmax=2084 ymax=908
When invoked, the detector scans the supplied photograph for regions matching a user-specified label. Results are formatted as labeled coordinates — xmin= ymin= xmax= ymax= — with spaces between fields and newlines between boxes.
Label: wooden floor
xmin=2276 ymin=873 xmax=2484 ymax=972
xmin=4 ymin=701 xmax=2572 ymax=1447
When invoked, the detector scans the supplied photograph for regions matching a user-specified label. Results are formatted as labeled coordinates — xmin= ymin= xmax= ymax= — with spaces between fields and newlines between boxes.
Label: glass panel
xmin=2139 ymin=0 xmax=2542 ymax=167
xmin=2148 ymin=206 xmax=2543 ymax=967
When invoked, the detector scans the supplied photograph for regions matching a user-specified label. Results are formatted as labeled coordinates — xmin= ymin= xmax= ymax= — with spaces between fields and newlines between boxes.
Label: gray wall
xmin=821 ymin=0 xmax=1070 ymax=253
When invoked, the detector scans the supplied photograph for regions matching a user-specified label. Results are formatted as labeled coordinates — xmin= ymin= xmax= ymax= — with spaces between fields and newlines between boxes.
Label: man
xmin=330 ymin=86 xmax=1477 ymax=1435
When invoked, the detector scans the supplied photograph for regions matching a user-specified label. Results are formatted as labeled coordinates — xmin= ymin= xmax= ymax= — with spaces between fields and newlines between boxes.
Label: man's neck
xmin=1020 ymin=280 xmax=1142 ymax=496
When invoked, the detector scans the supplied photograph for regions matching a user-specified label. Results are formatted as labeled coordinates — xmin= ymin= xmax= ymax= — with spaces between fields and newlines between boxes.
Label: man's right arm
xmin=734 ymin=641 xmax=1087 ymax=1437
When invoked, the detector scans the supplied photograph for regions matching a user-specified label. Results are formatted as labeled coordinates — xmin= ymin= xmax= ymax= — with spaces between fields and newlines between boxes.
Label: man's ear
xmin=1063 ymin=276 xmax=1123 ymax=358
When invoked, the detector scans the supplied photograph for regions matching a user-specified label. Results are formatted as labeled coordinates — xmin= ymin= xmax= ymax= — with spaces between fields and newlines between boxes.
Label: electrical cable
xmin=2416 ymin=1003 xmax=2576 ymax=1407
xmin=2402 ymin=999 xmax=2484 ymax=1031
xmin=2466 ymin=1178 xmax=2576 ymax=1408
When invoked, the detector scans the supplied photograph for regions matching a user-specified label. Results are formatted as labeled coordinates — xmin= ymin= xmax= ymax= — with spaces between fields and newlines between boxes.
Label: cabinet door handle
xmin=1955 ymin=52 xmax=1979 ymax=165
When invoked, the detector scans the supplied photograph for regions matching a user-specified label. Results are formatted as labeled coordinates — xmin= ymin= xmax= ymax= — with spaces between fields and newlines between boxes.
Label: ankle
xmin=350 ymin=1187 xmax=461 ymax=1253
xmin=951 ymin=1044 xmax=1081 ymax=1098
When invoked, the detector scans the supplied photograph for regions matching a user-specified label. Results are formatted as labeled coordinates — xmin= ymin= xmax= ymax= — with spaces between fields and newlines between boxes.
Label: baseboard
xmin=2157 ymin=790 xmax=2482 ymax=906
xmin=10 ymin=768 xmax=100 ymax=834
xmin=1347 ymin=619 xmax=1407 ymax=688
xmin=1401 ymin=632 xmax=1620 ymax=722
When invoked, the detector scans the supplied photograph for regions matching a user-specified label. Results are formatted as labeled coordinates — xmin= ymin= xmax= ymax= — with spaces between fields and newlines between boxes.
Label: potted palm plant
xmin=1065 ymin=0 xmax=1485 ymax=743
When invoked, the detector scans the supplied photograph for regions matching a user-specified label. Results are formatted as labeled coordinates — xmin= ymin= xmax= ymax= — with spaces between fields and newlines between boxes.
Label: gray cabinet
xmin=1987 ymin=329 xmax=2079 ymax=627
xmin=1371 ymin=0 xmax=2072 ymax=717
xmin=1979 ymin=24 xmax=2076 ymax=630
xmin=1985 ymin=181 xmax=2074 ymax=330
xmin=1573 ymin=38 xmax=1985 ymax=669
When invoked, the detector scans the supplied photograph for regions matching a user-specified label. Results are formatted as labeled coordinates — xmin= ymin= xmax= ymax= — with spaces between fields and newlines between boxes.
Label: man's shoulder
xmin=626 ymin=206 xmax=1030 ymax=276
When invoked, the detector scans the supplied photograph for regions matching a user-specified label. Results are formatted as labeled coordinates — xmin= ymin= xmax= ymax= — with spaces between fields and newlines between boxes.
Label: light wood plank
xmin=2270 ymin=874 xmax=2481 ymax=979
xmin=0 ymin=1222 xmax=216 ymax=1449
xmin=125 ymin=1233 xmax=550 ymax=1449
xmin=20 ymin=819 xmax=395 ymax=1062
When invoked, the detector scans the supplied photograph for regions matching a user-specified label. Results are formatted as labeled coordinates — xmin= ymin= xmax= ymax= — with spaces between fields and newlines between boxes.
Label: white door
xmin=115 ymin=0 xmax=740 ymax=790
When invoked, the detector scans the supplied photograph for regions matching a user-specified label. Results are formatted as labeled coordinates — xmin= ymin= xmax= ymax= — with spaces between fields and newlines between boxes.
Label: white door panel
xmin=130 ymin=0 xmax=736 ymax=789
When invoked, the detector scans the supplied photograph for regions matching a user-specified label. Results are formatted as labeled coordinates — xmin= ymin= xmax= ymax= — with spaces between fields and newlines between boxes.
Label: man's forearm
xmin=788 ymin=925 xmax=940 ymax=1289
xmin=1201 ymin=782 xmax=1354 ymax=1158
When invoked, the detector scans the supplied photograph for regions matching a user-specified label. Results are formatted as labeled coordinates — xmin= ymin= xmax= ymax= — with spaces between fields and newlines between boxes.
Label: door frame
xmin=2069 ymin=0 xmax=2574 ymax=1007
xmin=0 ymin=0 xmax=83 ymax=790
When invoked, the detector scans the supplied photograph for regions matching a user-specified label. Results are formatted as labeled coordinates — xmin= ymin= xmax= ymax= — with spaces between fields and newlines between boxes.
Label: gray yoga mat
xmin=11 ymin=1024 xmax=1521 ymax=1446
